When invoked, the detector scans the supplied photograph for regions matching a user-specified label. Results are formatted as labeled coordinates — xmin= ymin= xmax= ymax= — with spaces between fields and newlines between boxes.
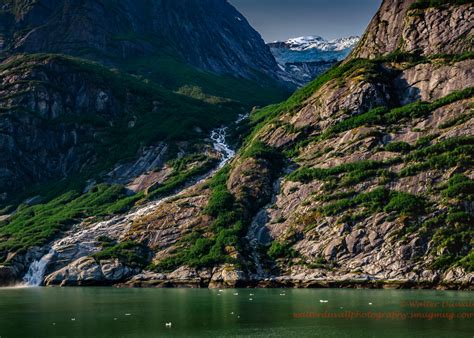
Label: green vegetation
xmin=0 ymin=154 xmax=221 ymax=262
xmin=1 ymin=49 xmax=289 ymax=210
xmin=400 ymin=136 xmax=473 ymax=177
xmin=442 ymin=174 xmax=474 ymax=201
xmin=322 ymin=88 xmax=473 ymax=140
xmin=439 ymin=110 xmax=473 ymax=129
xmin=409 ymin=0 xmax=473 ymax=10
xmin=155 ymin=167 xmax=245 ymax=271
xmin=1 ymin=46 xmax=285 ymax=258
xmin=320 ymin=188 xmax=426 ymax=218
xmin=287 ymin=160 xmax=386 ymax=184
xmin=117 ymin=54 xmax=289 ymax=108
xmin=385 ymin=141 xmax=412 ymax=153
xmin=146 ymin=155 xmax=218 ymax=200
xmin=0 ymin=185 xmax=134 ymax=261
xmin=245 ymin=58 xmax=388 ymax=143
xmin=424 ymin=175 xmax=473 ymax=271
xmin=304 ymin=256 xmax=330 ymax=269
xmin=458 ymin=252 xmax=474 ymax=272
xmin=93 ymin=240 xmax=150 ymax=268
xmin=384 ymin=192 xmax=426 ymax=215
xmin=267 ymin=240 xmax=298 ymax=260
xmin=241 ymin=141 xmax=284 ymax=172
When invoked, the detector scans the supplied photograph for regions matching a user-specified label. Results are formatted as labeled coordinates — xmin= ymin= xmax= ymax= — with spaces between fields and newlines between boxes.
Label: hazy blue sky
xmin=228 ymin=0 xmax=382 ymax=42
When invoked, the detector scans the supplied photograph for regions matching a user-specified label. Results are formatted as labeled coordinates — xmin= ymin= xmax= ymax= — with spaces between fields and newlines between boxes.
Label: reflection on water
xmin=0 ymin=288 xmax=472 ymax=337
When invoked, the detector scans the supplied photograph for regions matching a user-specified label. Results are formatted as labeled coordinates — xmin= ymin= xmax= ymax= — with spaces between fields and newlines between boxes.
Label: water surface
xmin=0 ymin=288 xmax=472 ymax=337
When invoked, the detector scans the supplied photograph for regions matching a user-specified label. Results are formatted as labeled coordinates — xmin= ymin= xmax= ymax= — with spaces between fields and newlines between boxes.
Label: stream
xmin=22 ymin=120 xmax=243 ymax=286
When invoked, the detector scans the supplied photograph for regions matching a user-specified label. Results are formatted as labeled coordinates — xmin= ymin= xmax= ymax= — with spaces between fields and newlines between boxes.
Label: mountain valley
xmin=0 ymin=0 xmax=472 ymax=290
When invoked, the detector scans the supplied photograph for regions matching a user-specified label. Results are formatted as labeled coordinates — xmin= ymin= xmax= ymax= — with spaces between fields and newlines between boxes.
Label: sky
xmin=228 ymin=0 xmax=382 ymax=42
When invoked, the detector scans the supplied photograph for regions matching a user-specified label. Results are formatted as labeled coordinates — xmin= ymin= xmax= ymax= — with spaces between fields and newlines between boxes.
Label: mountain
xmin=268 ymin=36 xmax=360 ymax=85
xmin=270 ymin=36 xmax=360 ymax=52
xmin=0 ymin=0 xmax=473 ymax=289
xmin=0 ymin=0 xmax=292 ymax=207
xmin=0 ymin=0 xmax=285 ymax=82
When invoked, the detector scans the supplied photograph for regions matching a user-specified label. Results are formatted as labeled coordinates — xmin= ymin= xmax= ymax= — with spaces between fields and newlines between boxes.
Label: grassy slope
xmin=145 ymin=51 xmax=473 ymax=273
xmin=0 ymin=52 xmax=289 ymax=261
xmin=214 ymin=52 xmax=474 ymax=272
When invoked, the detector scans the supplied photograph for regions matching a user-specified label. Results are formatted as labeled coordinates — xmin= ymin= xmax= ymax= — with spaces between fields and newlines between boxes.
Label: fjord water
xmin=0 ymin=288 xmax=472 ymax=337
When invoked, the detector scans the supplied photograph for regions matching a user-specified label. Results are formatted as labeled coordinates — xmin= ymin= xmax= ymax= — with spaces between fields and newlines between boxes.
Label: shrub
xmin=287 ymin=160 xmax=383 ymax=183
xmin=93 ymin=241 xmax=150 ymax=268
xmin=204 ymin=187 xmax=235 ymax=217
xmin=322 ymin=88 xmax=473 ymax=140
xmin=384 ymin=192 xmax=426 ymax=215
xmin=458 ymin=252 xmax=474 ymax=272
xmin=155 ymin=167 xmax=245 ymax=271
xmin=0 ymin=184 xmax=137 ymax=257
xmin=268 ymin=241 xmax=298 ymax=259
xmin=385 ymin=141 xmax=412 ymax=153
xmin=409 ymin=0 xmax=472 ymax=10
xmin=443 ymin=174 xmax=474 ymax=201
xmin=241 ymin=141 xmax=284 ymax=172
xmin=447 ymin=211 xmax=472 ymax=225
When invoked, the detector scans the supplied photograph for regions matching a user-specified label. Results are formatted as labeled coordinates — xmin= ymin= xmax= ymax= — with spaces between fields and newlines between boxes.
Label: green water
xmin=0 ymin=288 xmax=472 ymax=337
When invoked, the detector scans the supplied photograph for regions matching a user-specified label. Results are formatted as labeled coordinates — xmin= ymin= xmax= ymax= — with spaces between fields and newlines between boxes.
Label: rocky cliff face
xmin=351 ymin=0 xmax=473 ymax=59
xmin=0 ymin=54 xmax=232 ymax=201
xmin=219 ymin=0 xmax=473 ymax=288
xmin=0 ymin=0 xmax=282 ymax=81
xmin=107 ymin=0 xmax=472 ymax=289
xmin=1 ymin=0 xmax=473 ymax=289
xmin=0 ymin=0 xmax=290 ymax=202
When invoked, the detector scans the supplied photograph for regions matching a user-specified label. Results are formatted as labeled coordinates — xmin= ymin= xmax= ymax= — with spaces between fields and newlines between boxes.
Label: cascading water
xmin=22 ymin=249 xmax=55 ymax=286
xmin=211 ymin=127 xmax=235 ymax=168
xmin=20 ymin=119 xmax=243 ymax=286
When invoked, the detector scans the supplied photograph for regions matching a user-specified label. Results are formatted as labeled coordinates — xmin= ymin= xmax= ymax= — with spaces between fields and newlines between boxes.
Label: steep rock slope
xmin=351 ymin=0 xmax=473 ymax=59
xmin=0 ymin=54 xmax=233 ymax=198
xmin=0 ymin=0 xmax=291 ymax=202
xmin=0 ymin=0 xmax=283 ymax=81
xmin=93 ymin=0 xmax=472 ymax=289
xmin=1 ymin=0 xmax=473 ymax=288
xmin=0 ymin=0 xmax=291 ymax=279
xmin=220 ymin=0 xmax=474 ymax=287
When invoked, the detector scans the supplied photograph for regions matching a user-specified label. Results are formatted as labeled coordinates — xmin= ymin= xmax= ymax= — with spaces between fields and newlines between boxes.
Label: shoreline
xmin=118 ymin=279 xmax=474 ymax=291
xmin=0 ymin=281 xmax=472 ymax=291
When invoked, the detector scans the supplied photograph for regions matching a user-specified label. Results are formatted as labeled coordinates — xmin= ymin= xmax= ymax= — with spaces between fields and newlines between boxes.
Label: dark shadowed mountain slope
xmin=0 ymin=0 xmax=284 ymax=82
xmin=0 ymin=0 xmax=293 ymax=204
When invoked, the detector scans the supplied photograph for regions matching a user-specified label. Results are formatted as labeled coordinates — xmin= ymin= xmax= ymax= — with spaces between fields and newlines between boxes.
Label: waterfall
xmin=211 ymin=127 xmax=235 ymax=168
xmin=19 ymin=116 xmax=244 ymax=287
xmin=22 ymin=249 xmax=55 ymax=287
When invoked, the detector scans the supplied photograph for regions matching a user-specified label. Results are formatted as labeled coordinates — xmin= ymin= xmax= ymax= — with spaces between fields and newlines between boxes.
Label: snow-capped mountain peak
xmin=328 ymin=36 xmax=361 ymax=51
xmin=267 ymin=35 xmax=361 ymax=86
xmin=270 ymin=35 xmax=360 ymax=52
